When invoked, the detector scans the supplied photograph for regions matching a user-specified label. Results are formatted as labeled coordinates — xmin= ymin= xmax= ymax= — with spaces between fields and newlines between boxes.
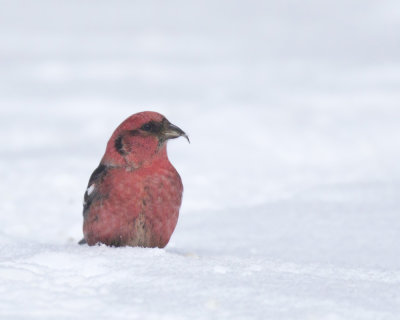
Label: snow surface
xmin=1 ymin=0 xmax=400 ymax=319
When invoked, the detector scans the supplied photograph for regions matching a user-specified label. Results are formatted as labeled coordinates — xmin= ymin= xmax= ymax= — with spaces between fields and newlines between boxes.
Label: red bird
xmin=79 ymin=111 xmax=189 ymax=248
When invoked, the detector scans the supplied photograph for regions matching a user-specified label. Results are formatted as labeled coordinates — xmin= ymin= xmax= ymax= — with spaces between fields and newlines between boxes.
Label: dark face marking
xmin=114 ymin=135 xmax=127 ymax=155
xmin=141 ymin=122 xmax=154 ymax=131
xmin=140 ymin=120 xmax=163 ymax=135
xmin=115 ymin=121 xmax=164 ymax=157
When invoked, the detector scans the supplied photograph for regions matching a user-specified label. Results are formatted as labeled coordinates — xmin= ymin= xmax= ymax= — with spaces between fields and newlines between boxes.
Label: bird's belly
xmin=84 ymin=168 xmax=182 ymax=248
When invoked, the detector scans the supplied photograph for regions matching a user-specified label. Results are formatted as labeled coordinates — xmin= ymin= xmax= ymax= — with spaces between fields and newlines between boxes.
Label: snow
xmin=1 ymin=0 xmax=400 ymax=319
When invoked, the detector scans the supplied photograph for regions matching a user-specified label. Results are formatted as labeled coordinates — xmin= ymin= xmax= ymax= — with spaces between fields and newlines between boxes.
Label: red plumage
xmin=80 ymin=111 xmax=188 ymax=248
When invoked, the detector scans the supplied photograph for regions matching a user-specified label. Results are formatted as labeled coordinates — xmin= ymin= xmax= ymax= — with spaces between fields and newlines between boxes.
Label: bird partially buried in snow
xmin=79 ymin=111 xmax=189 ymax=248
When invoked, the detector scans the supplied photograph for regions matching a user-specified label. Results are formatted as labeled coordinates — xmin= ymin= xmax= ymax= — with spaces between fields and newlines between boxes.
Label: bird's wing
xmin=83 ymin=163 xmax=108 ymax=218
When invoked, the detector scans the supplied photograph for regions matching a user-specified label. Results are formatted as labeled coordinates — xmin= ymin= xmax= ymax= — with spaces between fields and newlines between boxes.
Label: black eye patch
xmin=141 ymin=122 xmax=154 ymax=131
xmin=140 ymin=121 xmax=162 ymax=134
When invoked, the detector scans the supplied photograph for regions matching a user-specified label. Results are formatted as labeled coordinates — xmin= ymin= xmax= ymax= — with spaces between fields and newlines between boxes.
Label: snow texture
xmin=1 ymin=0 xmax=400 ymax=319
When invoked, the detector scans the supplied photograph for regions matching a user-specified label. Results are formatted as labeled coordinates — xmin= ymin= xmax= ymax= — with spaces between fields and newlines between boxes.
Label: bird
xmin=79 ymin=111 xmax=189 ymax=248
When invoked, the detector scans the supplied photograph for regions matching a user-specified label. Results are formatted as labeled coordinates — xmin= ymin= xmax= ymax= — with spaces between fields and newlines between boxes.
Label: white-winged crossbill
xmin=79 ymin=111 xmax=189 ymax=248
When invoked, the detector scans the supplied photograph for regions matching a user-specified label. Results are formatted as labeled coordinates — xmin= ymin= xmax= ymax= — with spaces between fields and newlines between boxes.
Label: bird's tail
xmin=78 ymin=238 xmax=87 ymax=245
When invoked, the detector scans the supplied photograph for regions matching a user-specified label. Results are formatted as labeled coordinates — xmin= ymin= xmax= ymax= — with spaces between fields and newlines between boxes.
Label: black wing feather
xmin=83 ymin=164 xmax=108 ymax=217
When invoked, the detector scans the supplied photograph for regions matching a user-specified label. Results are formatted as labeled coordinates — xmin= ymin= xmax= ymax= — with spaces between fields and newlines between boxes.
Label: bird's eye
xmin=141 ymin=122 xmax=154 ymax=131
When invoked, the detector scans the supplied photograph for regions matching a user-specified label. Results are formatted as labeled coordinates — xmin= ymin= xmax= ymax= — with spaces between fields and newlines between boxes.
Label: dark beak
xmin=163 ymin=122 xmax=190 ymax=143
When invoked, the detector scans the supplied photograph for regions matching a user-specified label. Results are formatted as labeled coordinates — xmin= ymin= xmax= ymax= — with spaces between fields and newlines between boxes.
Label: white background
xmin=1 ymin=1 xmax=400 ymax=319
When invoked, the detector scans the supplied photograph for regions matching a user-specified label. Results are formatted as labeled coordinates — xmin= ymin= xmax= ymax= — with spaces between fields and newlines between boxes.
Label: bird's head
xmin=102 ymin=111 xmax=189 ymax=168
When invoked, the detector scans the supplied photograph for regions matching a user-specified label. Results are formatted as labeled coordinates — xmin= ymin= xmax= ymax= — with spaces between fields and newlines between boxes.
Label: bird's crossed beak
xmin=163 ymin=121 xmax=190 ymax=143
